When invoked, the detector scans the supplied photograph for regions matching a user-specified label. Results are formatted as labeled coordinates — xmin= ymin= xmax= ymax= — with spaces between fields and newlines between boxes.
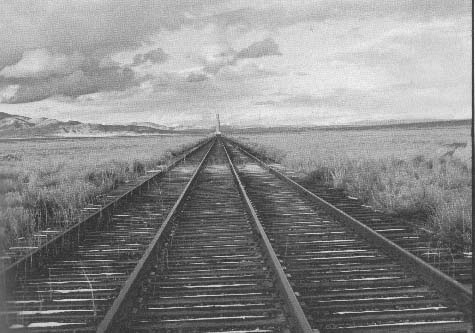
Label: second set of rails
xmin=1 ymin=136 xmax=472 ymax=332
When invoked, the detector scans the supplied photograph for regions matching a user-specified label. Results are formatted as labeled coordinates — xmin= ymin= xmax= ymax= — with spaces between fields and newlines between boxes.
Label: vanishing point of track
xmin=1 ymin=135 xmax=472 ymax=332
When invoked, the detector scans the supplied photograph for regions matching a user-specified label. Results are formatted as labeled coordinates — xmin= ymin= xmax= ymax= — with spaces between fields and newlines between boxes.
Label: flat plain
xmin=233 ymin=123 xmax=472 ymax=253
xmin=0 ymin=135 xmax=203 ymax=250
xmin=1 ymin=124 xmax=471 ymax=255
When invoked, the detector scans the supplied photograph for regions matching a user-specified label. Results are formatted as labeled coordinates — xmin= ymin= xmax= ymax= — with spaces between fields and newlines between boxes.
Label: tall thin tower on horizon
xmin=215 ymin=113 xmax=221 ymax=135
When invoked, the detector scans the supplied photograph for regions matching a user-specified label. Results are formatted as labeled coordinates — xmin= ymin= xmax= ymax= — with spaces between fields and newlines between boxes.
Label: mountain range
xmin=0 ymin=112 xmax=190 ymax=137
xmin=0 ymin=111 xmax=471 ymax=138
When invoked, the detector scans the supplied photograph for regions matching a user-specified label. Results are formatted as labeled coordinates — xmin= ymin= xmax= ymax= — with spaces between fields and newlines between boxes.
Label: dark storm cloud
xmin=0 ymin=0 xmax=207 ymax=103
xmin=0 ymin=2 xmax=283 ymax=103
xmin=0 ymin=0 xmax=230 ymax=68
xmin=1 ymin=63 xmax=142 ymax=104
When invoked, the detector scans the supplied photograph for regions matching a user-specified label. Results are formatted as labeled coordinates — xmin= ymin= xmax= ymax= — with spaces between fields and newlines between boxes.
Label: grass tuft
xmin=233 ymin=127 xmax=472 ymax=253
xmin=132 ymin=160 xmax=146 ymax=175
xmin=0 ymin=135 xmax=204 ymax=251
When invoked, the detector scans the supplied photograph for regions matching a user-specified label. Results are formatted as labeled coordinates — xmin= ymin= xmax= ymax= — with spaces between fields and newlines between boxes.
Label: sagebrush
xmin=233 ymin=125 xmax=472 ymax=252
xmin=0 ymin=135 xmax=204 ymax=250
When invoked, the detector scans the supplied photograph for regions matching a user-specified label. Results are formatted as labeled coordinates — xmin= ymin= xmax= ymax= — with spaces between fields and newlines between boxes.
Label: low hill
xmin=0 ymin=111 xmax=470 ymax=137
xmin=0 ymin=112 xmax=179 ymax=138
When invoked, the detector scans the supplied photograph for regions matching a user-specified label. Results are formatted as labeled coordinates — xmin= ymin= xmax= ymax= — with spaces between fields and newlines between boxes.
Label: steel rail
xmin=96 ymin=137 xmax=216 ymax=333
xmin=220 ymin=137 xmax=315 ymax=333
xmin=0 ymin=136 xmax=213 ymax=294
xmin=224 ymin=136 xmax=473 ymax=320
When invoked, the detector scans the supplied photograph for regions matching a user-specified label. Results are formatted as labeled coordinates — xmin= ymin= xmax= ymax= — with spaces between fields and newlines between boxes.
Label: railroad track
xmin=0 ymin=138 xmax=215 ymax=331
xmin=224 ymin=138 xmax=472 ymax=332
xmin=226 ymin=138 xmax=472 ymax=288
xmin=289 ymin=183 xmax=473 ymax=288
xmin=1 ymin=135 xmax=472 ymax=332
xmin=264 ymin=163 xmax=471 ymax=287
xmin=104 ymin=140 xmax=310 ymax=332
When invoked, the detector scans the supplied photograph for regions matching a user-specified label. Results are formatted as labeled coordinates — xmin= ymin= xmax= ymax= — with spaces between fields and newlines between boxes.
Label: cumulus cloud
xmin=236 ymin=38 xmax=282 ymax=59
xmin=0 ymin=12 xmax=284 ymax=103
xmin=3 ymin=68 xmax=140 ymax=104
xmin=0 ymin=49 xmax=85 ymax=79
xmin=0 ymin=0 xmax=215 ymax=103
xmin=199 ymin=47 xmax=237 ymax=74
xmin=133 ymin=48 xmax=169 ymax=65
xmin=0 ymin=0 xmax=469 ymax=125
xmin=0 ymin=85 xmax=20 ymax=103
xmin=0 ymin=50 xmax=142 ymax=103
xmin=197 ymin=38 xmax=282 ymax=76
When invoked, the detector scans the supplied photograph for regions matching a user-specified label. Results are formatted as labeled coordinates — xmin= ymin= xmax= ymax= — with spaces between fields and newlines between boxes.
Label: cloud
xmin=199 ymin=47 xmax=237 ymax=74
xmin=133 ymin=48 xmax=169 ymax=65
xmin=254 ymin=89 xmax=383 ymax=109
xmin=0 ymin=0 xmax=216 ymax=103
xmin=0 ymin=0 xmax=469 ymax=125
xmin=333 ymin=19 xmax=471 ymax=91
xmin=200 ymin=1 xmax=471 ymax=31
xmin=236 ymin=38 xmax=282 ymax=59
xmin=0 ymin=49 xmax=85 ymax=79
xmin=0 ymin=0 xmax=190 ymax=104
xmin=217 ymin=62 xmax=282 ymax=80
xmin=254 ymin=100 xmax=277 ymax=106
xmin=0 ymin=54 xmax=142 ymax=103
xmin=0 ymin=0 xmax=230 ymax=69
xmin=0 ymin=32 xmax=282 ymax=103
xmin=186 ymin=71 xmax=209 ymax=82
xmin=0 ymin=85 xmax=20 ymax=103
xmin=197 ymin=38 xmax=282 ymax=76
xmin=0 ymin=44 xmax=159 ymax=103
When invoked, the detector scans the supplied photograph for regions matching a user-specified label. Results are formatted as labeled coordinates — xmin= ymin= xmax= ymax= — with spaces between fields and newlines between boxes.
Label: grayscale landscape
xmin=0 ymin=1 xmax=472 ymax=332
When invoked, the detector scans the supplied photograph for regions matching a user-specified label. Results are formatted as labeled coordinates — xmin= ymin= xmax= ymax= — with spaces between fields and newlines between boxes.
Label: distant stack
xmin=215 ymin=113 xmax=221 ymax=135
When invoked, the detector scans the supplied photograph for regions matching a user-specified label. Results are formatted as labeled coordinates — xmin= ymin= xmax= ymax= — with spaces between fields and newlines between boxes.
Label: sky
xmin=0 ymin=0 xmax=471 ymax=127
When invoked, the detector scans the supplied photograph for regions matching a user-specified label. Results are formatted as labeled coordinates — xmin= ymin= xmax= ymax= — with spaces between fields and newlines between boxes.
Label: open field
xmin=0 ymin=135 xmax=205 ymax=250
xmin=1 ymin=125 xmax=471 ymax=254
xmin=232 ymin=124 xmax=472 ymax=252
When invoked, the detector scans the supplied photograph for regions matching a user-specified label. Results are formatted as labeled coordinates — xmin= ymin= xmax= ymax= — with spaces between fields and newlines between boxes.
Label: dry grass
xmin=0 ymin=135 xmax=204 ymax=251
xmin=233 ymin=125 xmax=472 ymax=252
